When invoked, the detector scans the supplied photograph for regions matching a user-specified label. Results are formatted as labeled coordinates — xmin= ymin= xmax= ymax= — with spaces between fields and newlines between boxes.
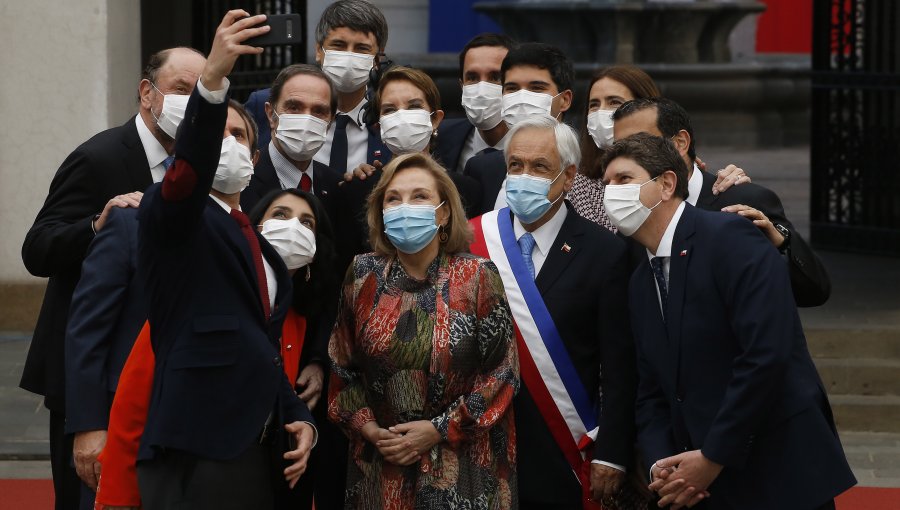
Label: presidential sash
xmin=471 ymin=209 xmax=601 ymax=507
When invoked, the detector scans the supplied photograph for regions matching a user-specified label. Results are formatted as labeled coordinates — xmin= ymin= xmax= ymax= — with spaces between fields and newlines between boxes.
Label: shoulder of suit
xmin=717 ymin=180 xmax=782 ymax=208
xmin=246 ymin=88 xmax=271 ymax=105
xmin=569 ymin=209 xmax=625 ymax=247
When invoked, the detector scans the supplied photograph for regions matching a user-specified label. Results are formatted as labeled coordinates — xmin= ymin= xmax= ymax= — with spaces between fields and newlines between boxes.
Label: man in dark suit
xmin=21 ymin=46 xmax=206 ymax=510
xmin=433 ymin=33 xmax=516 ymax=174
xmin=64 ymin=99 xmax=260 ymax=497
xmin=464 ymin=43 xmax=575 ymax=215
xmin=469 ymin=116 xmax=635 ymax=509
xmin=245 ymin=0 xmax=389 ymax=174
xmin=240 ymin=64 xmax=342 ymax=218
xmin=134 ymin=12 xmax=315 ymax=508
xmin=613 ymin=97 xmax=831 ymax=307
xmin=601 ymin=133 xmax=854 ymax=509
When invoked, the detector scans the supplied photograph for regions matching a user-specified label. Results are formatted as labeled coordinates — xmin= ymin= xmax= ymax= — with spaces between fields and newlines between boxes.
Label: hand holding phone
xmin=243 ymin=13 xmax=302 ymax=47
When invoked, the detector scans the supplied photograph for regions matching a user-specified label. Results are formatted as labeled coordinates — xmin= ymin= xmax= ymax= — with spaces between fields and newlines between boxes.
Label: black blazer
xmin=695 ymin=170 xmax=831 ymax=307
xmin=21 ymin=116 xmax=153 ymax=412
xmin=432 ymin=117 xmax=475 ymax=173
xmin=463 ymin=149 xmax=507 ymax=216
xmin=245 ymin=88 xmax=390 ymax=166
xmin=137 ymin=88 xmax=312 ymax=461
xmin=65 ymin=207 xmax=146 ymax=434
xmin=509 ymin=203 xmax=636 ymax=505
xmin=240 ymin=144 xmax=342 ymax=222
xmin=631 ymin=204 xmax=854 ymax=509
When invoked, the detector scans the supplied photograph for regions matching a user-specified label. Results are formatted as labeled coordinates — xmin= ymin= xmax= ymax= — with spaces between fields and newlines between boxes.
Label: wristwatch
xmin=774 ymin=223 xmax=791 ymax=253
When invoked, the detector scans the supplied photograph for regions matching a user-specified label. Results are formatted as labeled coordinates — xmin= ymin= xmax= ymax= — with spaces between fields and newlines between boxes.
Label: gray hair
xmin=505 ymin=115 xmax=581 ymax=171
xmin=315 ymin=0 xmax=389 ymax=51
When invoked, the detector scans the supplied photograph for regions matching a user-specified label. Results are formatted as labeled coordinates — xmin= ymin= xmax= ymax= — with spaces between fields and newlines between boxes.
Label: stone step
xmin=806 ymin=329 xmax=900 ymax=359
xmin=814 ymin=358 xmax=900 ymax=396
xmin=829 ymin=395 xmax=900 ymax=433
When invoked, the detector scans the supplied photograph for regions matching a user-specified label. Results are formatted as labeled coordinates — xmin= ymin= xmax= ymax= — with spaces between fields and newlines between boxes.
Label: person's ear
xmin=659 ymin=170 xmax=679 ymax=200
xmin=139 ymin=79 xmax=154 ymax=110
xmin=557 ymin=89 xmax=574 ymax=114
xmin=563 ymin=164 xmax=577 ymax=192
xmin=264 ymin=102 xmax=277 ymax=132
xmin=432 ymin=109 xmax=445 ymax=133
xmin=314 ymin=45 xmax=325 ymax=66
xmin=251 ymin=149 xmax=260 ymax=167
xmin=671 ymin=130 xmax=691 ymax=159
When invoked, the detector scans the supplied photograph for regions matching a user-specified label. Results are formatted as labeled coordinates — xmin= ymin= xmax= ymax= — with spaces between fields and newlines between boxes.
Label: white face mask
xmin=321 ymin=48 xmax=375 ymax=93
xmin=151 ymin=83 xmax=190 ymax=139
xmin=212 ymin=136 xmax=254 ymax=194
xmin=261 ymin=217 xmax=317 ymax=270
xmin=501 ymin=89 xmax=558 ymax=126
xmin=603 ymin=176 xmax=661 ymax=236
xmin=273 ymin=113 xmax=329 ymax=162
xmin=587 ymin=109 xmax=616 ymax=148
xmin=461 ymin=81 xmax=503 ymax=130
xmin=379 ymin=109 xmax=434 ymax=155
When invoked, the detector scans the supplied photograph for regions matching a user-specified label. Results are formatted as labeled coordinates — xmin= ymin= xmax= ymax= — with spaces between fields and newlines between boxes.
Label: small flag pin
xmin=680 ymin=249 xmax=688 ymax=256
xmin=373 ymin=150 xmax=382 ymax=158
xmin=561 ymin=243 xmax=571 ymax=253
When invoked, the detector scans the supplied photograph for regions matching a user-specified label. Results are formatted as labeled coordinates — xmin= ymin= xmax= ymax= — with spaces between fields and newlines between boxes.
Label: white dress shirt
xmin=269 ymin=141 xmax=314 ymax=192
xmin=686 ymin=163 xmax=703 ymax=206
xmin=134 ymin=115 xmax=169 ymax=184
xmin=313 ymin=97 xmax=369 ymax=173
xmin=456 ymin=128 xmax=508 ymax=174
xmin=512 ymin=203 xmax=567 ymax=278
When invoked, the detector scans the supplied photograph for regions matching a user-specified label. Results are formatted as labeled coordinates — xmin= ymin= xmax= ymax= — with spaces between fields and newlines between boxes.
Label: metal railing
xmin=811 ymin=0 xmax=900 ymax=255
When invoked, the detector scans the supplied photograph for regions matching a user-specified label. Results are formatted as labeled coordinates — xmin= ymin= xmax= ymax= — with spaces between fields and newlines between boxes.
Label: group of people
xmin=21 ymin=1 xmax=856 ymax=509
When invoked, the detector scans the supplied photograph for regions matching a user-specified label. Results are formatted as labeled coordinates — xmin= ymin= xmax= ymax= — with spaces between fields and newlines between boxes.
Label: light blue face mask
xmin=383 ymin=201 xmax=445 ymax=254
xmin=505 ymin=171 xmax=564 ymax=224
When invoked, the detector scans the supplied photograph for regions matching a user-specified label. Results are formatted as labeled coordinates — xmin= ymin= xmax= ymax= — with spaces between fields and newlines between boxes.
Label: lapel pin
xmin=680 ymin=249 xmax=688 ymax=256
xmin=373 ymin=150 xmax=382 ymax=158
xmin=321 ymin=190 xmax=328 ymax=196
xmin=561 ymin=243 xmax=571 ymax=253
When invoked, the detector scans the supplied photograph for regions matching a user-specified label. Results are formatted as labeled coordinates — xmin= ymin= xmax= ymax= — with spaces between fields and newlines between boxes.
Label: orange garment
xmin=95 ymin=311 xmax=307 ymax=509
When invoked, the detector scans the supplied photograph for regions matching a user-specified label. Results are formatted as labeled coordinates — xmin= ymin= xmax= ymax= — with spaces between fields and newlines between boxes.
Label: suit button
xmin=676 ymin=395 xmax=684 ymax=403
xmin=273 ymin=356 xmax=282 ymax=367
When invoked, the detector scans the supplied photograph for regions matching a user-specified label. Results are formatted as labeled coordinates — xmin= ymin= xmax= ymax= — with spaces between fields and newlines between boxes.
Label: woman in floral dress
xmin=328 ymin=152 xmax=519 ymax=509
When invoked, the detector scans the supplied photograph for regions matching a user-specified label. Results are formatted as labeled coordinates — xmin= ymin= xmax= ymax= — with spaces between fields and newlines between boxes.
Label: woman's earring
xmin=439 ymin=224 xmax=449 ymax=243
xmin=305 ymin=265 xmax=311 ymax=282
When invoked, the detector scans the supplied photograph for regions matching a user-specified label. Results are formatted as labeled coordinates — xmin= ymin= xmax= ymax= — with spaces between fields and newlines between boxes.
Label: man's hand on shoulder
xmin=712 ymin=164 xmax=751 ymax=195
xmin=93 ymin=192 xmax=143 ymax=233
xmin=720 ymin=204 xmax=786 ymax=249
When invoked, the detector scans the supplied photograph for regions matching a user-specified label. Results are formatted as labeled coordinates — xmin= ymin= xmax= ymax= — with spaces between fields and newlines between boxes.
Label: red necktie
xmin=299 ymin=173 xmax=312 ymax=192
xmin=230 ymin=209 xmax=271 ymax=320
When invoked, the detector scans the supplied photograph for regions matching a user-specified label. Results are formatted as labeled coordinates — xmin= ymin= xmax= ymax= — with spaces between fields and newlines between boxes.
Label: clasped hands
xmin=361 ymin=420 xmax=441 ymax=466
xmin=649 ymin=450 xmax=722 ymax=509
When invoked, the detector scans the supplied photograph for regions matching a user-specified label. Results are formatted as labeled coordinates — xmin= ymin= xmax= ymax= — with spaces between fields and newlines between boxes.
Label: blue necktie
xmin=163 ymin=155 xmax=175 ymax=171
xmin=650 ymin=256 xmax=668 ymax=321
xmin=328 ymin=114 xmax=351 ymax=174
xmin=518 ymin=232 xmax=536 ymax=280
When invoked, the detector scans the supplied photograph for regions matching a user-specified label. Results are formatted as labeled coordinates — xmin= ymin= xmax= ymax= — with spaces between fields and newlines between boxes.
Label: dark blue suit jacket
xmin=432 ymin=118 xmax=475 ymax=173
xmin=463 ymin=149 xmax=506 ymax=216
xmin=239 ymin=143 xmax=342 ymax=223
xmin=245 ymin=88 xmax=389 ymax=165
xmin=631 ymin=204 xmax=854 ymax=509
xmin=137 ymin=88 xmax=312 ymax=461
xmin=509 ymin=204 xmax=635 ymax=505
xmin=65 ymin=206 xmax=145 ymax=434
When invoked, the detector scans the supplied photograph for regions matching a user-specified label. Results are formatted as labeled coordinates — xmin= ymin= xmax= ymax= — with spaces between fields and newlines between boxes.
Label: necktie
xmin=650 ymin=256 xmax=668 ymax=321
xmin=299 ymin=172 xmax=312 ymax=192
xmin=518 ymin=232 xmax=537 ymax=280
xmin=163 ymin=155 xmax=175 ymax=170
xmin=230 ymin=209 xmax=271 ymax=321
xmin=328 ymin=114 xmax=351 ymax=174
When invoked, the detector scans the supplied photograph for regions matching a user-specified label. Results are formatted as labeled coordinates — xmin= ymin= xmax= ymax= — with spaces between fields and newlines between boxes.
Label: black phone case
xmin=245 ymin=13 xmax=302 ymax=47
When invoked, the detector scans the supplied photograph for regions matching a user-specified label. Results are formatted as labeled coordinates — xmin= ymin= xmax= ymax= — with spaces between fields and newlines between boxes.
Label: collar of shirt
xmin=269 ymin=141 xmax=312 ymax=190
xmin=646 ymin=201 xmax=686 ymax=262
xmin=341 ymin=96 xmax=368 ymax=128
xmin=686 ymin=162 xmax=703 ymax=206
xmin=513 ymin=201 xmax=569 ymax=259
xmin=134 ymin=115 xmax=169 ymax=183
xmin=209 ymin=194 xmax=238 ymax=214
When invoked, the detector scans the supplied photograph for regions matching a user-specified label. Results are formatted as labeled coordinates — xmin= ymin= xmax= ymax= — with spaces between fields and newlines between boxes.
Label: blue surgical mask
xmin=505 ymin=172 xmax=564 ymax=224
xmin=383 ymin=202 xmax=445 ymax=254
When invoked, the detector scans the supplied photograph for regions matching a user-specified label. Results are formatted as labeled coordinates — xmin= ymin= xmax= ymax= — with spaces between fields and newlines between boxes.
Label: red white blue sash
xmin=471 ymin=209 xmax=598 ymax=475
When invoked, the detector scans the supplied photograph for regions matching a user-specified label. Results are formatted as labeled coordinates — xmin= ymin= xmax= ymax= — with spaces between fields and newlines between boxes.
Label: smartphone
xmin=244 ymin=13 xmax=302 ymax=47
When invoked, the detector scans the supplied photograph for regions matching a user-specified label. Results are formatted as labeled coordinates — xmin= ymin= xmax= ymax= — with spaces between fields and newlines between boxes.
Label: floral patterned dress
xmin=569 ymin=172 xmax=616 ymax=232
xmin=328 ymin=251 xmax=519 ymax=510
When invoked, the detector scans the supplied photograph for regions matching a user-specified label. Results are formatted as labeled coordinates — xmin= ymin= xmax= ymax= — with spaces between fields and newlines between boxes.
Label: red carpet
xmin=837 ymin=487 xmax=900 ymax=510
xmin=0 ymin=480 xmax=896 ymax=509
